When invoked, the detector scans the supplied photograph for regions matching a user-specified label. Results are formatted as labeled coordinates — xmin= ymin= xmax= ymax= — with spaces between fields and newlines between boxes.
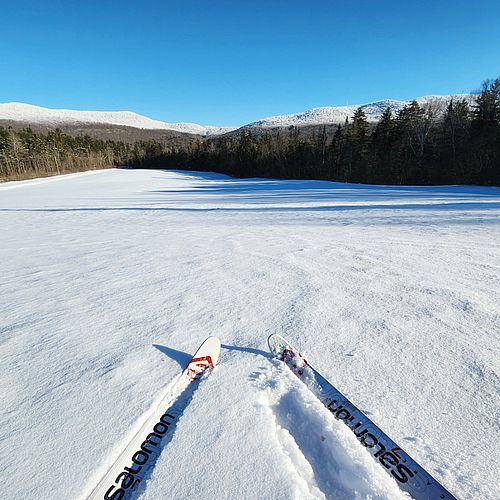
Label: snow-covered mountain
xmin=243 ymin=94 xmax=476 ymax=129
xmin=0 ymin=102 xmax=235 ymax=136
xmin=0 ymin=94 xmax=478 ymax=137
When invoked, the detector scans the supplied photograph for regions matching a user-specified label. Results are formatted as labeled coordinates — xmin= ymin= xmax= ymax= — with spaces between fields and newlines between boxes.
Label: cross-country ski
xmin=85 ymin=336 xmax=220 ymax=500
xmin=3 ymin=1 xmax=499 ymax=497
xmin=268 ymin=334 xmax=457 ymax=500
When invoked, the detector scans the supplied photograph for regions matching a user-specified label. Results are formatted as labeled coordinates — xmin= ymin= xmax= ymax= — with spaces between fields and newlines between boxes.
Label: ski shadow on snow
xmin=153 ymin=342 xmax=271 ymax=364
xmin=221 ymin=343 xmax=271 ymax=359
xmin=153 ymin=344 xmax=191 ymax=368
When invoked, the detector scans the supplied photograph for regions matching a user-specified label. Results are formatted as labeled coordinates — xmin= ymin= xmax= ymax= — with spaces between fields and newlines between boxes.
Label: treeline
xmin=131 ymin=78 xmax=500 ymax=186
xmin=0 ymin=128 xmax=131 ymax=181
xmin=1 ymin=78 xmax=499 ymax=185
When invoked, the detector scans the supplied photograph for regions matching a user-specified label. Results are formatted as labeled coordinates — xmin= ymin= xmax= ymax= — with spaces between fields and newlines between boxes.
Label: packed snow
xmin=1 ymin=169 xmax=499 ymax=500
xmin=0 ymin=102 xmax=234 ymax=136
xmin=243 ymin=94 xmax=476 ymax=129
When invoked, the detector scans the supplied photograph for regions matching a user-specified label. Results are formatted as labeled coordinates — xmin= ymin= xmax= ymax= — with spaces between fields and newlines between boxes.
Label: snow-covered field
xmin=1 ymin=169 xmax=499 ymax=499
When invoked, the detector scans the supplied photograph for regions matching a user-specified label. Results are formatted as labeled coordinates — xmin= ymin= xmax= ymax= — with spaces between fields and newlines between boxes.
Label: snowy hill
xmin=243 ymin=94 xmax=476 ymax=129
xmin=0 ymin=102 xmax=235 ymax=136
xmin=1 ymin=169 xmax=498 ymax=499
xmin=0 ymin=94 xmax=478 ymax=139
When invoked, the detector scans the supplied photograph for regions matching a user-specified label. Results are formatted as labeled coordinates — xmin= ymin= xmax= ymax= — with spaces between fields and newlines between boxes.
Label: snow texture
xmin=1 ymin=169 xmax=499 ymax=499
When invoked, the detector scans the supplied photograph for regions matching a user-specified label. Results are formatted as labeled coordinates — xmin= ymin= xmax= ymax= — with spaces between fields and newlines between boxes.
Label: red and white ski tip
xmin=85 ymin=336 xmax=220 ymax=500
xmin=267 ymin=333 xmax=457 ymax=500
xmin=280 ymin=347 xmax=308 ymax=376
xmin=187 ymin=355 xmax=215 ymax=380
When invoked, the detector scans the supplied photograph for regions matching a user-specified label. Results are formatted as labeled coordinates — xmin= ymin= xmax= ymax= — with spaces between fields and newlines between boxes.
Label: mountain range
xmin=0 ymin=94 xmax=476 ymax=138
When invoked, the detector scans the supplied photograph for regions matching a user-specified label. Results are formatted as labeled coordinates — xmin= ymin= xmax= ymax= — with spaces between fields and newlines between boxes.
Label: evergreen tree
xmin=473 ymin=78 xmax=500 ymax=126
xmin=2 ymin=76 xmax=499 ymax=186
xmin=348 ymin=107 xmax=369 ymax=181
xmin=327 ymin=124 xmax=345 ymax=181
xmin=393 ymin=101 xmax=435 ymax=183
xmin=351 ymin=108 xmax=369 ymax=143
xmin=314 ymin=126 xmax=329 ymax=178
xmin=439 ymin=99 xmax=470 ymax=182
xmin=469 ymin=79 xmax=500 ymax=184
xmin=371 ymin=107 xmax=395 ymax=182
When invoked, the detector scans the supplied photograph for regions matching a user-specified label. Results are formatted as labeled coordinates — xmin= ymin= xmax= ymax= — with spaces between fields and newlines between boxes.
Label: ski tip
xmin=267 ymin=334 xmax=278 ymax=351
xmin=196 ymin=336 xmax=221 ymax=366
xmin=267 ymin=334 xmax=288 ymax=353
xmin=205 ymin=336 xmax=221 ymax=345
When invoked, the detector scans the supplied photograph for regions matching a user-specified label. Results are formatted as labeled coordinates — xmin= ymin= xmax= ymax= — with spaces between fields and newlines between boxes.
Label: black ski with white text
xmin=268 ymin=334 xmax=456 ymax=500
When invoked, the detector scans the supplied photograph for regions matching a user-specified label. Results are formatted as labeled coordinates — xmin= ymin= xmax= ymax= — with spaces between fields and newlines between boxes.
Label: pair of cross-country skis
xmin=86 ymin=335 xmax=456 ymax=500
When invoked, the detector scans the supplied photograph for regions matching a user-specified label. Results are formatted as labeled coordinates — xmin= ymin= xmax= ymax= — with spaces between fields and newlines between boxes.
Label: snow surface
xmin=244 ymin=95 xmax=477 ymax=129
xmin=1 ymin=169 xmax=499 ymax=499
xmin=0 ymin=102 xmax=234 ymax=136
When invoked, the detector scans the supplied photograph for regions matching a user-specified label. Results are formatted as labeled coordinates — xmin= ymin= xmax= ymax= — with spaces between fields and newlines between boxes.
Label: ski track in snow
xmin=1 ymin=169 xmax=499 ymax=499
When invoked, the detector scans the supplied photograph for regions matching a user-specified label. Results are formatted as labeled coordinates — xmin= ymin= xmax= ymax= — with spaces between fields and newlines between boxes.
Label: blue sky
xmin=1 ymin=0 xmax=499 ymax=126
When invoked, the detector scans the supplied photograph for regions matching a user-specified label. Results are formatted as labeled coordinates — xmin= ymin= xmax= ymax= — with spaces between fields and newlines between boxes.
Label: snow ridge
xmin=0 ymin=94 xmax=477 ymax=136
xmin=243 ymin=94 xmax=476 ymax=129
xmin=0 ymin=102 xmax=234 ymax=137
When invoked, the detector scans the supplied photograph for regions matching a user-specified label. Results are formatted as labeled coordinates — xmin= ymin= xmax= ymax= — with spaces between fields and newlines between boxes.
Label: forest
xmin=1 ymin=78 xmax=499 ymax=185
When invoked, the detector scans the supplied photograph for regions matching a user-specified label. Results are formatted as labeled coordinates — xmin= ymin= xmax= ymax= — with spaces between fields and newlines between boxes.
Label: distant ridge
xmin=0 ymin=94 xmax=477 ymax=137
xmin=242 ymin=94 xmax=476 ymax=130
xmin=0 ymin=102 xmax=234 ymax=137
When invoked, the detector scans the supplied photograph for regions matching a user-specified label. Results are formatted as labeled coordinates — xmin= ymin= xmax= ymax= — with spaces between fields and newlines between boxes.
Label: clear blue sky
xmin=1 ymin=0 xmax=499 ymax=126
